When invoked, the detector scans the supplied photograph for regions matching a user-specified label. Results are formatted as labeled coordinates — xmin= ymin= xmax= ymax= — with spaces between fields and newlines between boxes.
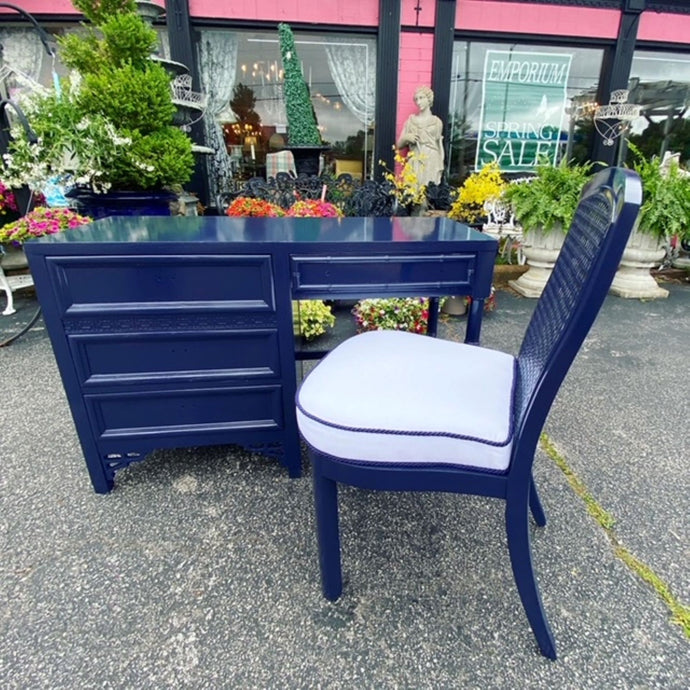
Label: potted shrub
xmin=503 ymin=158 xmax=593 ymax=297
xmin=278 ymin=23 xmax=327 ymax=176
xmin=1 ymin=0 xmax=194 ymax=217
xmin=610 ymin=144 xmax=690 ymax=298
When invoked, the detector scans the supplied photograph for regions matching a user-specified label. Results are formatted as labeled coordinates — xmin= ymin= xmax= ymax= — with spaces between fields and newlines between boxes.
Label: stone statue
xmin=396 ymin=86 xmax=445 ymax=188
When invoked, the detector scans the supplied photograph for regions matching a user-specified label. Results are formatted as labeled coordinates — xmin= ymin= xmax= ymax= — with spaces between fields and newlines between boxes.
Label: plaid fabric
xmin=266 ymin=151 xmax=297 ymax=178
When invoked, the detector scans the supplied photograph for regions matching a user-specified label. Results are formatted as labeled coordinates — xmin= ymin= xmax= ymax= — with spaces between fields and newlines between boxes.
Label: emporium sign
xmin=476 ymin=51 xmax=572 ymax=172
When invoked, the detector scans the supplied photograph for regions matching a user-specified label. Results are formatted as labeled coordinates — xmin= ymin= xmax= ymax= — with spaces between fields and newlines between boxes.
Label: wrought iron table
xmin=25 ymin=215 xmax=497 ymax=492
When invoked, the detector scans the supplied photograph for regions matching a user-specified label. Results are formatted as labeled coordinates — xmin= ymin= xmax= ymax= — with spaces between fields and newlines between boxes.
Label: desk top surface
xmin=27 ymin=215 xmax=496 ymax=250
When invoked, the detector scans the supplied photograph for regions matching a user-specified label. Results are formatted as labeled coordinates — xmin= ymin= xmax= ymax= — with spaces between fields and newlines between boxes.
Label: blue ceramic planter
xmin=66 ymin=189 xmax=176 ymax=219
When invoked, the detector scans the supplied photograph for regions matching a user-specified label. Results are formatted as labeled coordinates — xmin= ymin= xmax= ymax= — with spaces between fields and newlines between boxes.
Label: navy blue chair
xmin=296 ymin=167 xmax=642 ymax=659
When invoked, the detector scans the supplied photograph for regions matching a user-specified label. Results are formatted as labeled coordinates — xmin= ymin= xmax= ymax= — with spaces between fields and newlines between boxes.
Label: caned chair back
xmin=511 ymin=167 xmax=642 ymax=478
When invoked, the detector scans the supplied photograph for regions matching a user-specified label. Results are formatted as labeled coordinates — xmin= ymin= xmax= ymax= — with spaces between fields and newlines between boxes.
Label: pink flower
xmin=0 ymin=206 xmax=92 ymax=244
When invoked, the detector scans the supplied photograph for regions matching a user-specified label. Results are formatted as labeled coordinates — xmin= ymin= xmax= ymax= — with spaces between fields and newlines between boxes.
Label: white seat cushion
xmin=296 ymin=330 xmax=516 ymax=472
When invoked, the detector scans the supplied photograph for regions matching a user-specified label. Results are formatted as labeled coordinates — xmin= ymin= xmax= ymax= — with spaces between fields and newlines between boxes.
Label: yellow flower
xmin=379 ymin=147 xmax=427 ymax=208
xmin=449 ymin=162 xmax=506 ymax=223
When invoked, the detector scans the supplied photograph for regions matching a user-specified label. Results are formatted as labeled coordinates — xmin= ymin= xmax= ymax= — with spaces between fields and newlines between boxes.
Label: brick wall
xmin=396 ymin=32 xmax=435 ymax=145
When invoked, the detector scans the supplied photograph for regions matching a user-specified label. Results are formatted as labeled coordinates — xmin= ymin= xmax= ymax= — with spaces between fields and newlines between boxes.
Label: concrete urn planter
xmin=609 ymin=229 xmax=669 ymax=299
xmin=509 ymin=227 xmax=565 ymax=298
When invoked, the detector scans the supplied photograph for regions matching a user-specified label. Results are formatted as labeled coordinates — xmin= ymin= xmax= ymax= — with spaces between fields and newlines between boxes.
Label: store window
xmin=197 ymin=28 xmax=376 ymax=197
xmin=0 ymin=24 xmax=169 ymax=98
xmin=447 ymin=41 xmax=604 ymax=184
xmin=626 ymin=50 xmax=690 ymax=164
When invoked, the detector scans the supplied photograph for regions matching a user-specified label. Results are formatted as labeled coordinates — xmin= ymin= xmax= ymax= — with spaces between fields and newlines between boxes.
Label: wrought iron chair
xmin=295 ymin=167 xmax=642 ymax=659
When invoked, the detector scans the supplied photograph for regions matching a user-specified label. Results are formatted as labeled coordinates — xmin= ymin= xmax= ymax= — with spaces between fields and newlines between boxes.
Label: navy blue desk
xmin=25 ymin=216 xmax=497 ymax=492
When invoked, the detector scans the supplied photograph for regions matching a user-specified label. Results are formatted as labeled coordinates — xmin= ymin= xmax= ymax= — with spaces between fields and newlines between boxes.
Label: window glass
xmin=626 ymin=50 xmax=690 ymax=164
xmin=0 ymin=24 xmax=168 ymax=98
xmin=448 ymin=41 xmax=604 ymax=183
xmin=197 ymin=28 xmax=376 ymax=188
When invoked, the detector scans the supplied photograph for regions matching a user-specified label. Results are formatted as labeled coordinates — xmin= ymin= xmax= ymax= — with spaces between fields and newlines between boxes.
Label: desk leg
xmin=465 ymin=298 xmax=484 ymax=344
xmin=283 ymin=424 xmax=303 ymax=478
xmin=427 ymin=297 xmax=439 ymax=337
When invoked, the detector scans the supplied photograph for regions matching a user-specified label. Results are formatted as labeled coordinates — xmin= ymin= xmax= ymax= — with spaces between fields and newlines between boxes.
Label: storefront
xmin=2 ymin=0 xmax=690 ymax=205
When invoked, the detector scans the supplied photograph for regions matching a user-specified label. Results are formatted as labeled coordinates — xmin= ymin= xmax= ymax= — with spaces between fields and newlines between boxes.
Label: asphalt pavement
xmin=1 ymin=283 xmax=688 ymax=688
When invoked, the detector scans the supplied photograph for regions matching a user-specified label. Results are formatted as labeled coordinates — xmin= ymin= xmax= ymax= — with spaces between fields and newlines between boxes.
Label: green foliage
xmin=292 ymin=300 xmax=335 ymax=340
xmin=278 ymin=23 xmax=321 ymax=146
xmin=78 ymin=64 xmax=176 ymax=133
xmin=108 ymin=128 xmax=195 ymax=189
xmin=72 ymin=0 xmax=136 ymax=25
xmin=2 ymin=0 xmax=194 ymax=193
xmin=627 ymin=142 xmax=690 ymax=241
xmin=503 ymin=158 xmax=593 ymax=233
xmin=627 ymin=119 xmax=690 ymax=164
xmin=230 ymin=83 xmax=262 ymax=129
xmin=60 ymin=12 xmax=157 ymax=73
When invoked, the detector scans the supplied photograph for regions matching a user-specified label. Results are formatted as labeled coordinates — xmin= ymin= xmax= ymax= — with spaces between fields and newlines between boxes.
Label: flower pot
xmin=286 ymin=146 xmax=330 ymax=177
xmin=609 ymin=229 xmax=669 ymax=299
xmin=509 ymin=226 xmax=565 ymax=298
xmin=441 ymin=295 xmax=467 ymax=316
xmin=66 ymin=189 xmax=176 ymax=219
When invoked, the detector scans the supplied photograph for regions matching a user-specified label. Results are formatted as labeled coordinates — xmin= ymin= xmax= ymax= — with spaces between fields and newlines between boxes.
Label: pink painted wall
xmin=396 ymin=32 xmax=434 ymax=145
xmin=189 ymin=0 xmax=378 ymax=26
xmin=456 ymin=0 xmax=620 ymax=39
xmin=0 ymin=1 xmax=78 ymax=14
xmin=639 ymin=11 xmax=690 ymax=45
xmin=0 ymin=0 xmax=378 ymax=25
xmin=400 ymin=0 xmax=435 ymax=29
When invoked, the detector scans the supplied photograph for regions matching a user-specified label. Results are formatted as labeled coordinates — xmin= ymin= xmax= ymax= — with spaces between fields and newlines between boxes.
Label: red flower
xmin=226 ymin=197 xmax=285 ymax=217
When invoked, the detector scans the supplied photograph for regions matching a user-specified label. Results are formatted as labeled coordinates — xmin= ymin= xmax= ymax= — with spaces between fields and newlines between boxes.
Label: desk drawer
xmin=68 ymin=329 xmax=281 ymax=386
xmin=46 ymin=254 xmax=275 ymax=315
xmin=291 ymin=254 xmax=474 ymax=298
xmin=85 ymin=385 xmax=284 ymax=441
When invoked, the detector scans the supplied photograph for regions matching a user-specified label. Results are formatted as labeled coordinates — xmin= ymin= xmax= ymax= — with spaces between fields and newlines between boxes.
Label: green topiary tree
xmin=278 ymin=23 xmax=321 ymax=146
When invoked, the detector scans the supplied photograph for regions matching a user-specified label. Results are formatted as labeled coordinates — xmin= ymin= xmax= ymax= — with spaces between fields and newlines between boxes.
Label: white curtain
xmin=197 ymin=30 xmax=238 ymax=199
xmin=325 ymin=40 xmax=376 ymax=127
xmin=0 ymin=28 xmax=44 ymax=98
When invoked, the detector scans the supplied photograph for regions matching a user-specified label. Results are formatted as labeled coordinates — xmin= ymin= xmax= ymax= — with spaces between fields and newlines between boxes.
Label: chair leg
xmin=529 ymin=477 xmax=547 ymax=527
xmin=505 ymin=496 xmax=557 ymax=659
xmin=312 ymin=455 xmax=343 ymax=601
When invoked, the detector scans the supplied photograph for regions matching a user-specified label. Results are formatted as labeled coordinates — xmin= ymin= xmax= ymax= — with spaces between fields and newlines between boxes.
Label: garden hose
xmin=0 ymin=305 xmax=42 ymax=347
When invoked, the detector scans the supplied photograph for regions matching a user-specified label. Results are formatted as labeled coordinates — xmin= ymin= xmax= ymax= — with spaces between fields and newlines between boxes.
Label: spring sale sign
xmin=476 ymin=51 xmax=572 ymax=172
